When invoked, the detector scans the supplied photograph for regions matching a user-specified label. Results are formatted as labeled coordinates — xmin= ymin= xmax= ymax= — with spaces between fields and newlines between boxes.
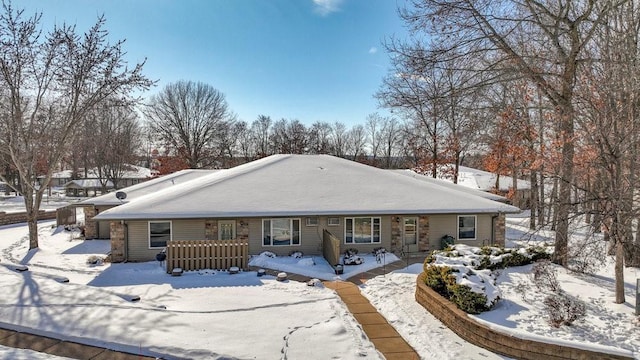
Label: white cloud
xmin=369 ymin=47 xmax=378 ymax=54
xmin=313 ymin=0 xmax=343 ymax=16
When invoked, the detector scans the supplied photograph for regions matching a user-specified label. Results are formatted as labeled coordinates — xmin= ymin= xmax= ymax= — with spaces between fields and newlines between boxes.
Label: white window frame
xmin=403 ymin=217 xmax=418 ymax=246
xmin=262 ymin=218 xmax=301 ymax=247
xmin=305 ymin=217 xmax=319 ymax=227
xmin=218 ymin=220 xmax=236 ymax=240
xmin=457 ymin=215 xmax=477 ymax=240
xmin=149 ymin=221 xmax=172 ymax=249
xmin=344 ymin=217 xmax=381 ymax=244
xmin=328 ymin=217 xmax=340 ymax=226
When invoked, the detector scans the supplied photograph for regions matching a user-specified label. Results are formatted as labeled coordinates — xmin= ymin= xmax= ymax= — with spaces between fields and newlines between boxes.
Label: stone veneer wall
xmin=110 ymin=221 xmax=126 ymax=262
xmin=418 ymin=216 xmax=429 ymax=251
xmin=0 ymin=210 xmax=56 ymax=226
xmin=83 ymin=206 xmax=97 ymax=239
xmin=390 ymin=217 xmax=401 ymax=252
xmin=415 ymin=273 xmax=632 ymax=360
xmin=205 ymin=220 xmax=218 ymax=240
xmin=494 ymin=213 xmax=505 ymax=247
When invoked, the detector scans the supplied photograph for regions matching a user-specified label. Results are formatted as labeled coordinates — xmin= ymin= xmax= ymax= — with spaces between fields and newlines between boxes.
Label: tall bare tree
xmin=145 ymin=80 xmax=232 ymax=168
xmin=87 ymin=101 xmax=142 ymax=191
xmin=0 ymin=3 xmax=151 ymax=249
xmin=396 ymin=0 xmax=621 ymax=266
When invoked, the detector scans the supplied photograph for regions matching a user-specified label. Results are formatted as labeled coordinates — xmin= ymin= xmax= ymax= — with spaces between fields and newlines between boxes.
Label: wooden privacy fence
xmin=165 ymin=239 xmax=248 ymax=273
xmin=323 ymin=229 xmax=341 ymax=266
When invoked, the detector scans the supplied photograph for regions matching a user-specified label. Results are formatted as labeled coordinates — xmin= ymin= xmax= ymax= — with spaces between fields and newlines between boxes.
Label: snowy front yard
xmin=0 ymin=213 xmax=638 ymax=359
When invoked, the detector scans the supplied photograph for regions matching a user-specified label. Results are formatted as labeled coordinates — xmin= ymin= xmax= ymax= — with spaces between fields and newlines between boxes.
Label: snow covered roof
xmin=456 ymin=166 xmax=531 ymax=191
xmin=64 ymin=179 xmax=114 ymax=189
xmin=48 ymin=165 xmax=153 ymax=180
xmin=78 ymin=169 xmax=217 ymax=206
xmin=94 ymin=155 xmax=520 ymax=221
xmin=392 ymin=170 xmax=509 ymax=202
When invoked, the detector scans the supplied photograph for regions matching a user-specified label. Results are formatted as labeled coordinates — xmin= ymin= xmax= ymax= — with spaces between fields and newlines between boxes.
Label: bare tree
xmin=347 ymin=124 xmax=367 ymax=160
xmin=330 ymin=122 xmax=348 ymax=158
xmin=251 ymin=115 xmax=272 ymax=157
xmin=0 ymin=3 xmax=151 ymax=249
xmin=396 ymin=0 xmax=620 ymax=266
xmin=308 ymin=121 xmax=332 ymax=154
xmin=88 ymin=101 xmax=142 ymax=191
xmin=144 ymin=80 xmax=232 ymax=168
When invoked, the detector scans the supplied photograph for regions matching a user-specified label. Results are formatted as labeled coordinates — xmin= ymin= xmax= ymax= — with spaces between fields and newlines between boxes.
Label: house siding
xmin=123 ymin=214 xmax=499 ymax=262
xmin=428 ymin=214 xmax=495 ymax=249
xmin=126 ymin=219 xmax=205 ymax=262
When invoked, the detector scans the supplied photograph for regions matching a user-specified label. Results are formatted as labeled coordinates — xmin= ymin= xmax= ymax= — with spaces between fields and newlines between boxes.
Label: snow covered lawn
xmin=0 ymin=213 xmax=638 ymax=359
xmin=0 ymin=221 xmax=381 ymax=359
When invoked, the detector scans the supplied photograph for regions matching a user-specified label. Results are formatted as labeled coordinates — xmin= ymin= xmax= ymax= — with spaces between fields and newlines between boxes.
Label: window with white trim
xmin=345 ymin=217 xmax=381 ymax=244
xmin=263 ymin=218 xmax=301 ymax=246
xmin=328 ymin=217 xmax=340 ymax=226
xmin=149 ymin=221 xmax=171 ymax=248
xmin=306 ymin=217 xmax=319 ymax=226
xmin=458 ymin=215 xmax=476 ymax=240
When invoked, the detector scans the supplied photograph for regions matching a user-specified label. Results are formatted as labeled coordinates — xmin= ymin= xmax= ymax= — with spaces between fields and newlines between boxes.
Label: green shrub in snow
xmin=423 ymin=265 xmax=456 ymax=297
xmin=449 ymin=284 xmax=489 ymax=314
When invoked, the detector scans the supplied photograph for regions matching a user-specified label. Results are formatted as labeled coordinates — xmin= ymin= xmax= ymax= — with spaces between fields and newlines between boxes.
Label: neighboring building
xmin=92 ymin=155 xmax=520 ymax=264
xmin=64 ymin=179 xmax=114 ymax=197
xmin=42 ymin=165 xmax=154 ymax=193
xmin=78 ymin=169 xmax=216 ymax=239
xmin=415 ymin=165 xmax=532 ymax=209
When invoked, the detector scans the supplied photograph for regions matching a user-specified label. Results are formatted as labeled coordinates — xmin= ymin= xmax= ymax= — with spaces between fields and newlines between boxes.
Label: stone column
xmin=494 ymin=213 xmax=506 ymax=247
xmin=205 ymin=219 xmax=218 ymax=240
xmin=237 ymin=219 xmax=249 ymax=242
xmin=390 ymin=216 xmax=401 ymax=253
xmin=110 ymin=221 xmax=126 ymax=262
xmin=83 ymin=206 xmax=97 ymax=239
xmin=419 ymin=216 xmax=430 ymax=251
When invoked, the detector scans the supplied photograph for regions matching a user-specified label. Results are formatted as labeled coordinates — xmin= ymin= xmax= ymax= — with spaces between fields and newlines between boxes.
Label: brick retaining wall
xmin=0 ymin=210 xmax=56 ymax=226
xmin=415 ymin=272 xmax=633 ymax=360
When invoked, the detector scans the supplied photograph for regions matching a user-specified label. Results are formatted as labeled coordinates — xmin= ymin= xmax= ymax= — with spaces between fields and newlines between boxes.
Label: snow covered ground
xmin=0 ymin=209 xmax=637 ymax=359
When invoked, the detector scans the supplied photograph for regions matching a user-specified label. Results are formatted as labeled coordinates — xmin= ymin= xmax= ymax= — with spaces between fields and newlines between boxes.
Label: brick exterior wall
xmin=415 ymin=273 xmax=632 ymax=360
xmin=205 ymin=219 xmax=218 ymax=240
xmin=494 ymin=213 xmax=506 ymax=247
xmin=390 ymin=217 xmax=401 ymax=252
xmin=110 ymin=221 xmax=126 ymax=262
xmin=83 ymin=206 xmax=97 ymax=239
xmin=418 ymin=216 xmax=430 ymax=251
xmin=237 ymin=218 xmax=249 ymax=242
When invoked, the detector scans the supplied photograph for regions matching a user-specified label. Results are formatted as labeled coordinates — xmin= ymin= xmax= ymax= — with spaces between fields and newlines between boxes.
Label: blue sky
xmin=14 ymin=0 xmax=408 ymax=126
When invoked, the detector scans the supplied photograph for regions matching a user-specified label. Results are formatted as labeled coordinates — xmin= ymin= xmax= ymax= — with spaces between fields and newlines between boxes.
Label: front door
xmin=403 ymin=217 xmax=418 ymax=253
xmin=218 ymin=220 xmax=236 ymax=240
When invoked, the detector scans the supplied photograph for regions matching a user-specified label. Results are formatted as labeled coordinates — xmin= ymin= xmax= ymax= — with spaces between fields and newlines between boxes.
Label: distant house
xmin=78 ymin=169 xmax=216 ymax=239
xmin=42 ymin=165 xmax=154 ymax=194
xmin=411 ymin=165 xmax=532 ymax=209
xmin=64 ymin=179 xmax=114 ymax=197
xmin=92 ymin=155 xmax=520 ymax=266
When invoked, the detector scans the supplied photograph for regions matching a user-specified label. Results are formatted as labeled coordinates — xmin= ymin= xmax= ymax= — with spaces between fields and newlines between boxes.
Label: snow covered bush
xmin=449 ymin=283 xmax=490 ymax=314
xmin=86 ymin=255 xmax=103 ymax=265
xmin=289 ymin=251 xmax=303 ymax=258
xmin=543 ymin=292 xmax=586 ymax=327
xmin=259 ymin=251 xmax=276 ymax=258
xmin=532 ymin=259 xmax=560 ymax=292
xmin=422 ymin=244 xmax=552 ymax=314
xmin=343 ymin=248 xmax=363 ymax=265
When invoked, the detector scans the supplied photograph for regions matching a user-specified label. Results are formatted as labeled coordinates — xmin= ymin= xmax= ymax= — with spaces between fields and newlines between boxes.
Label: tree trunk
xmin=529 ymin=170 xmax=538 ymax=229
xmin=614 ymin=234 xmax=625 ymax=304
xmin=553 ymin=104 xmax=575 ymax=266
